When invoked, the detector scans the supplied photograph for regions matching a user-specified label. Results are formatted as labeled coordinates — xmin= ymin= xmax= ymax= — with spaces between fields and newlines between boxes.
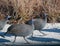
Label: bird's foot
xmin=30 ymin=35 xmax=34 ymax=38
xmin=38 ymin=33 xmax=47 ymax=36
xmin=38 ymin=31 xmax=47 ymax=36
xmin=24 ymin=42 xmax=30 ymax=44
xmin=30 ymin=33 xmax=34 ymax=38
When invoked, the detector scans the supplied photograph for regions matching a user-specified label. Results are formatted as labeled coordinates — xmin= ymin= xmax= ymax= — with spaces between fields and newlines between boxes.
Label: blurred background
xmin=0 ymin=0 xmax=60 ymax=24
xmin=0 ymin=0 xmax=60 ymax=45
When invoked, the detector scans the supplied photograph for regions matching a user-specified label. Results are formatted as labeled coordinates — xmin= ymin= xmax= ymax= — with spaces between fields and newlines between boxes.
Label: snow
xmin=0 ymin=23 xmax=60 ymax=45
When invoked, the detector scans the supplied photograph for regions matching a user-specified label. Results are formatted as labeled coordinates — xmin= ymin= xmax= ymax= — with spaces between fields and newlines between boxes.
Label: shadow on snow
xmin=28 ymin=37 xmax=60 ymax=42
xmin=42 ymin=28 xmax=60 ymax=33
xmin=0 ymin=38 xmax=10 ymax=42
xmin=0 ymin=32 xmax=14 ymax=37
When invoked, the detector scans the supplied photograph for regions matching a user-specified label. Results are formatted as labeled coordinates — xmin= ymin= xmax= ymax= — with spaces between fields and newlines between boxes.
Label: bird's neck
xmin=32 ymin=19 xmax=35 ymax=30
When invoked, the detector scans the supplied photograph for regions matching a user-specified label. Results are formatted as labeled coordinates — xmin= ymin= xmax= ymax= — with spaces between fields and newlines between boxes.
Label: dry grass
xmin=43 ymin=0 xmax=60 ymax=23
xmin=0 ymin=0 xmax=60 ymax=23
xmin=17 ymin=0 xmax=44 ymax=23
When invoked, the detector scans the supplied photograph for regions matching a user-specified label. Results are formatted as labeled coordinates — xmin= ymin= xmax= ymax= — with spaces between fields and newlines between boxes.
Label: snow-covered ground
xmin=0 ymin=23 xmax=60 ymax=45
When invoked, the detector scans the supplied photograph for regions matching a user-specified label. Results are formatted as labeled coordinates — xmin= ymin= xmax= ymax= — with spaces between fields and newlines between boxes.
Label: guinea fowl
xmin=2 ymin=19 xmax=34 ymax=43
xmin=26 ymin=13 xmax=47 ymax=36
xmin=0 ymin=15 xmax=12 ymax=37
xmin=32 ymin=13 xmax=47 ymax=36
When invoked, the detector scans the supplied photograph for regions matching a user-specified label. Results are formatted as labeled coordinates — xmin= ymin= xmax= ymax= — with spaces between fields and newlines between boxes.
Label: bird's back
xmin=7 ymin=24 xmax=33 ymax=36
xmin=33 ymin=18 xmax=46 ymax=30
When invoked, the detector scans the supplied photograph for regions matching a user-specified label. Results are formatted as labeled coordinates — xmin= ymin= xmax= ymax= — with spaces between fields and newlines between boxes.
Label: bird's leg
xmin=23 ymin=36 xmax=30 ymax=44
xmin=13 ymin=35 xmax=17 ymax=43
xmin=39 ymin=31 xmax=46 ymax=36
xmin=30 ymin=32 xmax=34 ymax=38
